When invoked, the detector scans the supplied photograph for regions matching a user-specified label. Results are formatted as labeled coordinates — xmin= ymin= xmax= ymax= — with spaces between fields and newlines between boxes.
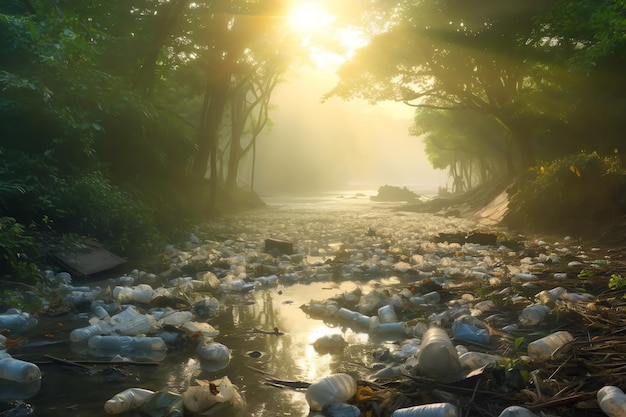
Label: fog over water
xmin=249 ymin=66 xmax=449 ymax=197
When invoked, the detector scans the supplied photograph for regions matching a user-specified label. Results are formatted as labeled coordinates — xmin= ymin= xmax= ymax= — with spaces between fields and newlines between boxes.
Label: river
xmin=1 ymin=190 xmax=608 ymax=416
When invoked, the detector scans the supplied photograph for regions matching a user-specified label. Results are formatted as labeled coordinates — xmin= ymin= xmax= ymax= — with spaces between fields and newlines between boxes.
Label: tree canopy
xmin=328 ymin=0 xmax=626 ymax=184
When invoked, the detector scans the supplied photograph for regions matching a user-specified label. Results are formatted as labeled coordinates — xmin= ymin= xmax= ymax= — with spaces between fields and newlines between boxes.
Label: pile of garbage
xmin=2 ymin=205 xmax=626 ymax=416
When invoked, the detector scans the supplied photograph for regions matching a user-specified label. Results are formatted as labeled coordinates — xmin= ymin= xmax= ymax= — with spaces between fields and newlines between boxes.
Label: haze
xmin=251 ymin=65 xmax=449 ymax=196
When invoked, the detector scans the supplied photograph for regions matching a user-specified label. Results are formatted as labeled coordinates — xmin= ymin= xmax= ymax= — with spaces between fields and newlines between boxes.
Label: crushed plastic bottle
xmin=110 ymin=306 xmax=156 ymax=336
xmin=451 ymin=321 xmax=490 ymax=344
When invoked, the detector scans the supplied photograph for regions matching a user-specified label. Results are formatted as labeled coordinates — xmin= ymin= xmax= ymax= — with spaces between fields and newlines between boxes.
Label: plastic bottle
xmin=196 ymin=338 xmax=231 ymax=363
xmin=157 ymin=310 xmax=194 ymax=327
xmin=497 ymin=406 xmax=539 ymax=417
xmin=305 ymin=373 xmax=357 ymax=411
xmin=518 ymin=304 xmax=550 ymax=327
xmin=597 ymin=386 xmax=626 ymax=417
xmin=336 ymin=308 xmax=372 ymax=327
xmin=0 ymin=352 xmax=41 ymax=382
xmin=451 ymin=321 xmax=490 ymax=344
xmin=113 ymin=284 xmax=154 ymax=304
xmin=70 ymin=320 xmax=112 ymax=343
xmin=0 ymin=311 xmax=35 ymax=330
xmin=369 ymin=317 xmax=405 ymax=333
xmin=416 ymin=327 xmax=460 ymax=378
xmin=88 ymin=335 xmax=167 ymax=351
xmin=391 ymin=402 xmax=459 ymax=416
xmin=422 ymin=291 xmax=441 ymax=304
xmin=104 ymin=387 xmax=155 ymax=414
xmin=527 ymin=331 xmax=573 ymax=361
xmin=458 ymin=352 xmax=502 ymax=371
xmin=110 ymin=306 xmax=156 ymax=336
xmin=378 ymin=304 xmax=398 ymax=323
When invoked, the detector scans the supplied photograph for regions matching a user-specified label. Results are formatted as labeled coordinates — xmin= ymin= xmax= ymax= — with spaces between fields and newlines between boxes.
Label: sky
xmin=242 ymin=0 xmax=450 ymax=196
xmin=252 ymin=65 xmax=449 ymax=196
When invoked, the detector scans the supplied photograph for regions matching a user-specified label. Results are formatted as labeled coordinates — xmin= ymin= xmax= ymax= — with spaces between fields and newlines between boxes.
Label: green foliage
xmin=608 ymin=274 xmax=626 ymax=290
xmin=0 ymin=147 xmax=164 ymax=256
xmin=0 ymin=218 xmax=41 ymax=283
xmin=504 ymin=152 xmax=626 ymax=233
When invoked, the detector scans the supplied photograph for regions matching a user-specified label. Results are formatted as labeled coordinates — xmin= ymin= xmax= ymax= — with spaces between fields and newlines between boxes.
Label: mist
xmin=250 ymin=66 xmax=449 ymax=197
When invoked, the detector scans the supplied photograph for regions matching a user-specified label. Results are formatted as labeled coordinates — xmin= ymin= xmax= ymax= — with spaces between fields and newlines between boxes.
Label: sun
xmin=286 ymin=1 xmax=368 ymax=68
xmin=287 ymin=1 xmax=334 ymax=34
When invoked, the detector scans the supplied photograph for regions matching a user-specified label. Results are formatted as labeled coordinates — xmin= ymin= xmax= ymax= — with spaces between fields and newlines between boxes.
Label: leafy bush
xmin=504 ymin=152 xmax=626 ymax=233
xmin=0 ymin=147 xmax=164 ymax=257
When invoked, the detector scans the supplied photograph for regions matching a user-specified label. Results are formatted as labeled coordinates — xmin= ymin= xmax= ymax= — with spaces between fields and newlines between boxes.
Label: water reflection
xmin=15 ymin=280 xmax=399 ymax=416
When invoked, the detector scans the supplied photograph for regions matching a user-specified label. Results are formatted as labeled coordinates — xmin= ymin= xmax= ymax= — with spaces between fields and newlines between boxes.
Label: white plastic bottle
xmin=305 ymin=373 xmax=357 ymax=411
xmin=518 ymin=304 xmax=550 ymax=327
xmin=110 ymin=306 xmax=156 ymax=336
xmin=88 ymin=335 xmax=167 ymax=351
xmin=526 ymin=331 xmax=573 ymax=361
xmin=416 ymin=327 xmax=460 ymax=378
xmin=104 ymin=387 xmax=155 ymax=414
xmin=497 ymin=405 xmax=539 ymax=417
xmin=391 ymin=402 xmax=459 ymax=416
xmin=597 ymin=385 xmax=626 ymax=417
xmin=0 ymin=351 xmax=41 ymax=382
xmin=70 ymin=320 xmax=112 ymax=343
xmin=112 ymin=284 xmax=154 ymax=304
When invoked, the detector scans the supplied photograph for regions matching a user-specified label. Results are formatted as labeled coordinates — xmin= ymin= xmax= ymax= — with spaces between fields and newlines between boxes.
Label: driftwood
xmin=40 ymin=354 xmax=159 ymax=367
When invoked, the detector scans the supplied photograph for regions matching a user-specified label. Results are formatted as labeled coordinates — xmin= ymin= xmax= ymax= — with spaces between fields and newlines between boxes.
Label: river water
xmin=1 ymin=191 xmax=597 ymax=416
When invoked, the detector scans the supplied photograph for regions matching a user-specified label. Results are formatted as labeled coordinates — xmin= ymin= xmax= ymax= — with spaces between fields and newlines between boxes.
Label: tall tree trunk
xmin=133 ymin=0 xmax=189 ymax=97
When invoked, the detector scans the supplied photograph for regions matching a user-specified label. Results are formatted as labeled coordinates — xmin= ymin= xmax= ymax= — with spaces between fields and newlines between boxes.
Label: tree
xmin=327 ymin=0 xmax=558 ymax=176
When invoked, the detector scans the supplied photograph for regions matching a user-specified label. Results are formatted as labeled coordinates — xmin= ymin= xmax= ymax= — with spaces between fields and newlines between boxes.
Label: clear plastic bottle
xmin=458 ymin=352 xmax=502 ymax=371
xmin=305 ymin=373 xmax=357 ymax=411
xmin=0 ymin=352 xmax=41 ymax=382
xmin=416 ymin=327 xmax=460 ymax=378
xmin=70 ymin=320 xmax=112 ymax=343
xmin=110 ymin=306 xmax=156 ymax=336
xmin=527 ymin=331 xmax=573 ymax=361
xmin=157 ymin=310 xmax=194 ymax=327
xmin=104 ymin=387 xmax=155 ymax=414
xmin=378 ymin=304 xmax=398 ymax=323
xmin=422 ymin=291 xmax=441 ymax=304
xmin=0 ymin=311 xmax=34 ymax=330
xmin=113 ymin=284 xmax=154 ymax=304
xmin=518 ymin=304 xmax=551 ymax=327
xmin=597 ymin=385 xmax=626 ymax=417
xmin=88 ymin=335 xmax=167 ymax=351
xmin=391 ymin=402 xmax=459 ymax=416
xmin=497 ymin=406 xmax=539 ymax=417
xmin=196 ymin=338 xmax=231 ymax=363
